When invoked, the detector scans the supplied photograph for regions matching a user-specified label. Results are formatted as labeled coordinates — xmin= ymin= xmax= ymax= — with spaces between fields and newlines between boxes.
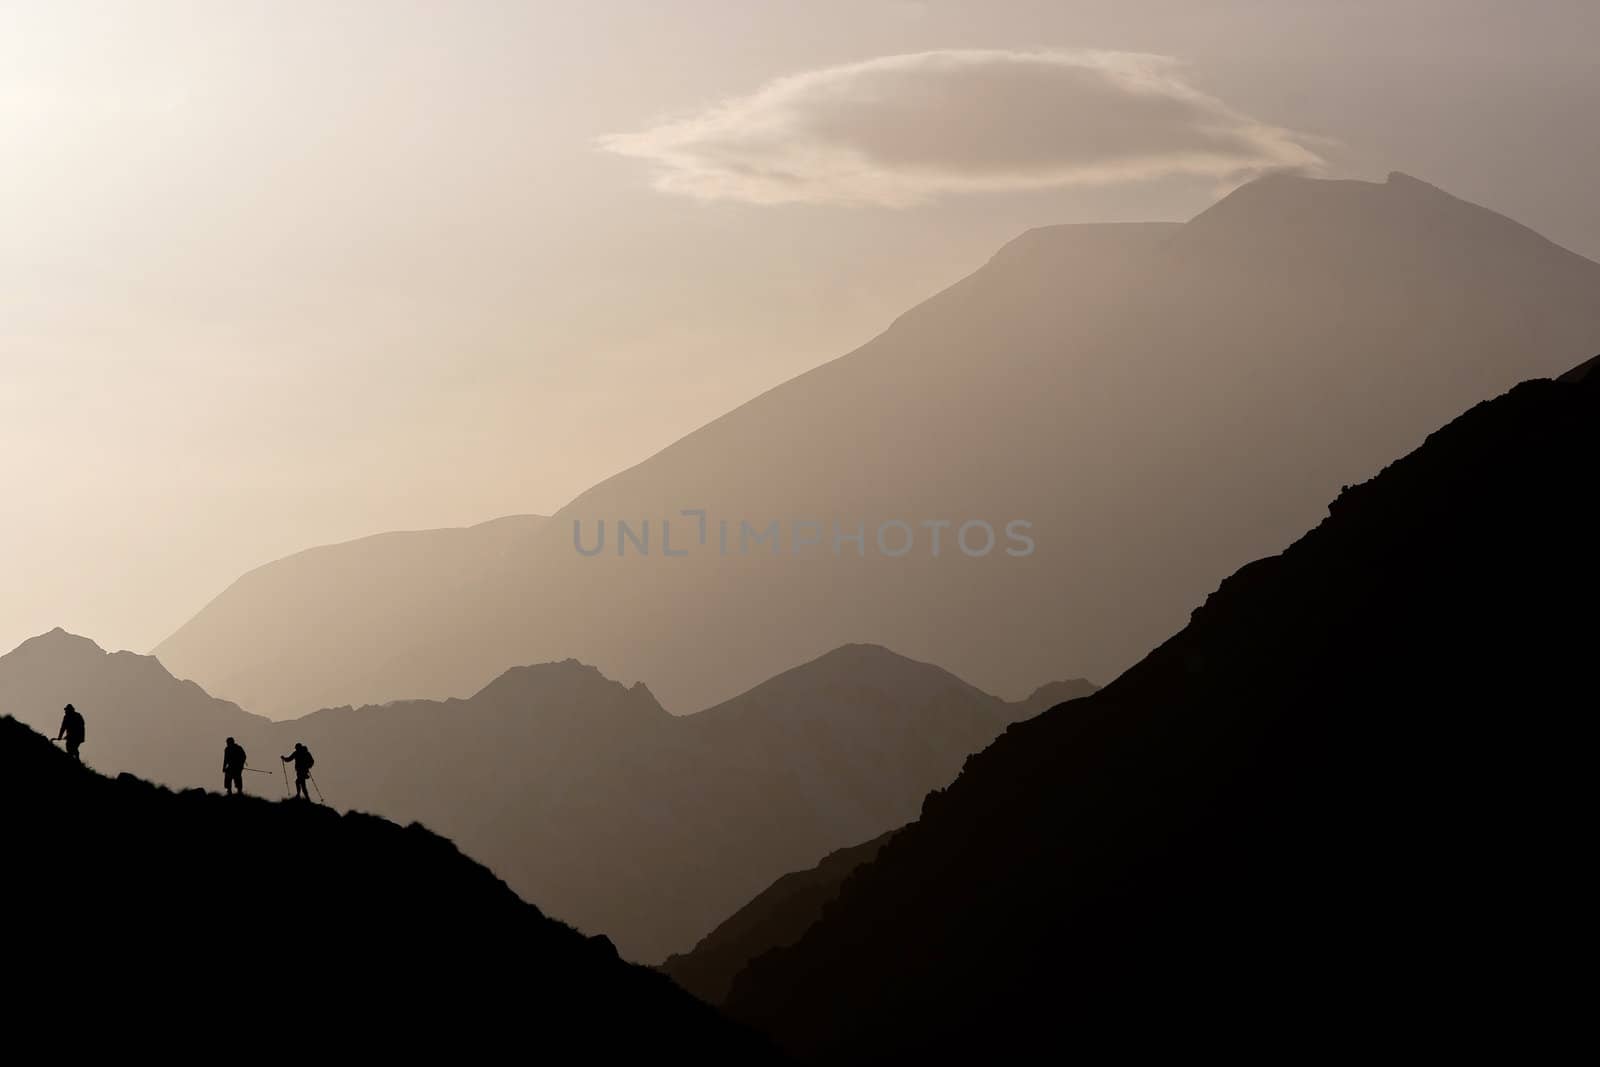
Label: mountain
xmin=156 ymin=515 xmax=546 ymax=716
xmin=157 ymin=173 xmax=1600 ymax=719
xmin=720 ymin=366 xmax=1600 ymax=1060
xmin=1559 ymin=352 xmax=1599 ymax=383
xmin=662 ymin=830 xmax=896 ymax=1006
xmin=0 ymin=715 xmax=777 ymax=1060
xmin=0 ymin=635 xmax=1089 ymax=962
xmin=659 ymin=672 xmax=1094 ymax=1006
xmin=0 ymin=627 xmax=273 ymax=786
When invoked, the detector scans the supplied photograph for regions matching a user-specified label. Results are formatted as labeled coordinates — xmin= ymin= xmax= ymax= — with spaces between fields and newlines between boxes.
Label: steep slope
xmin=724 ymin=367 xmax=1600 ymax=1060
xmin=662 ymin=831 xmax=896 ymax=1006
xmin=0 ymin=627 xmax=272 ymax=786
xmin=1559 ymin=352 xmax=1598 ymax=383
xmin=661 ymin=672 xmax=1092 ymax=1006
xmin=0 ymin=715 xmax=777 ymax=1060
xmin=158 ymin=173 xmax=1600 ymax=717
xmin=0 ymin=636 xmax=1084 ymax=962
xmin=662 ymin=671 xmax=1100 ymax=1004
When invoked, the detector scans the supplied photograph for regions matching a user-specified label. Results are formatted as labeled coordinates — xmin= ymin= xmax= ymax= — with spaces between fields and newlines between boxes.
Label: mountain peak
xmin=1016 ymin=678 xmax=1099 ymax=716
xmin=7 ymin=627 xmax=109 ymax=662
xmin=148 ymin=169 xmax=1600 ymax=720
xmin=691 ymin=643 xmax=997 ymax=730
xmin=814 ymin=642 xmax=915 ymax=665
xmin=3 ymin=629 xmax=193 ymax=693
xmin=472 ymin=658 xmax=668 ymax=717
xmin=1202 ymin=167 xmax=1487 ymax=218
xmin=763 ymin=643 xmax=970 ymax=693
xmin=1385 ymin=169 xmax=1432 ymax=188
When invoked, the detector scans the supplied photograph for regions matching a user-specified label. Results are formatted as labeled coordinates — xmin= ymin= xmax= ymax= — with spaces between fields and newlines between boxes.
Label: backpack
xmin=68 ymin=710 xmax=85 ymax=743
xmin=302 ymin=749 xmax=315 ymax=771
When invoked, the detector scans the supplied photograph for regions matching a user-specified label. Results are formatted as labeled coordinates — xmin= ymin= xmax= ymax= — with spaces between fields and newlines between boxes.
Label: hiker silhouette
xmin=56 ymin=704 xmax=85 ymax=762
xmin=281 ymin=743 xmax=315 ymax=800
xmin=223 ymin=737 xmax=248 ymax=795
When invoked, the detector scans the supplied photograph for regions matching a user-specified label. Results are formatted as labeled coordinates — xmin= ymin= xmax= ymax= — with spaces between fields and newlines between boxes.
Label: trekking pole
xmin=308 ymin=774 xmax=326 ymax=805
xmin=242 ymin=767 xmax=273 ymax=774
xmin=281 ymin=760 xmax=290 ymax=798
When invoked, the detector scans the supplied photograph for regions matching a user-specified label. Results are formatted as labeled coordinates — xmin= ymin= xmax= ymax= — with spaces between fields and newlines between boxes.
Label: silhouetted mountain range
xmin=0 ymin=627 xmax=269 ymax=784
xmin=0 ymin=636 xmax=1090 ymax=961
xmin=157 ymin=173 xmax=1600 ymax=719
xmin=662 ymin=830 xmax=896 ymax=1006
xmin=716 ymin=364 xmax=1599 ymax=1060
xmin=0 ymin=714 xmax=776 ymax=1059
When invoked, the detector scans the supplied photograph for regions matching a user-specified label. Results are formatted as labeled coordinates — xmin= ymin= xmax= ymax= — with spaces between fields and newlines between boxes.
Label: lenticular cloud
xmin=600 ymin=49 xmax=1324 ymax=206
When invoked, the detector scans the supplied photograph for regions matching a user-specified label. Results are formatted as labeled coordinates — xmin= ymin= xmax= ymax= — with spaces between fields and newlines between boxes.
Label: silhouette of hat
xmin=295 ymin=742 xmax=305 ymax=750
xmin=63 ymin=704 xmax=75 ymax=712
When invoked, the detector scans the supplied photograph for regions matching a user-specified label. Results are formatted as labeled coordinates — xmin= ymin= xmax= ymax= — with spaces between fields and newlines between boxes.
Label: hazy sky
xmin=3 ymin=0 xmax=1597 ymax=656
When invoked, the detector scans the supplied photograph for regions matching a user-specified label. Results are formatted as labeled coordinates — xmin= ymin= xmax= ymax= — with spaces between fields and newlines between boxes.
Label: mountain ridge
xmin=721 ymin=365 xmax=1600 ymax=1060
xmin=0 ymin=712 xmax=778 ymax=1060
xmin=155 ymin=171 xmax=1600 ymax=719
xmin=0 ymin=632 xmax=1085 ymax=962
xmin=663 ymin=829 xmax=899 ymax=1006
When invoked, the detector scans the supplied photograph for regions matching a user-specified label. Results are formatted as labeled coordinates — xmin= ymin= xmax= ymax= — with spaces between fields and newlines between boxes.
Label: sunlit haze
xmin=3 ymin=0 xmax=1596 ymax=656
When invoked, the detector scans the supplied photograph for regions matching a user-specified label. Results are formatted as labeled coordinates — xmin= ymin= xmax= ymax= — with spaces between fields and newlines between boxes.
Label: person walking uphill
xmin=56 ymin=703 xmax=86 ymax=762
xmin=281 ymin=743 xmax=315 ymax=801
xmin=223 ymin=737 xmax=248 ymax=795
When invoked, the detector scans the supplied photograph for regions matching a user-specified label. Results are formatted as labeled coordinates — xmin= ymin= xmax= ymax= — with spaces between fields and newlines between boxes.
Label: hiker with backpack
xmin=223 ymin=737 xmax=248 ymax=795
xmin=56 ymin=703 xmax=86 ymax=762
xmin=281 ymin=742 xmax=315 ymax=800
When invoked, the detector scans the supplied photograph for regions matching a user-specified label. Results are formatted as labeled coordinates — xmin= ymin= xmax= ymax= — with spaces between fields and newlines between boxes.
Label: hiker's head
xmin=63 ymin=704 xmax=74 ymax=713
xmin=226 ymin=737 xmax=235 ymax=746
xmin=295 ymin=742 xmax=305 ymax=751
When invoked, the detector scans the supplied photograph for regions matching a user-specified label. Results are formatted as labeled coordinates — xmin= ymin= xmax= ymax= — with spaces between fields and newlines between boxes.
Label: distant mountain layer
xmin=158 ymin=173 xmax=1600 ymax=718
xmin=721 ymin=366 xmax=1600 ymax=1060
xmin=0 ymin=626 xmax=268 ymax=783
xmin=0 ymin=715 xmax=776 ymax=1060
xmin=0 ymin=634 xmax=1092 ymax=962
xmin=662 ymin=830 xmax=897 ymax=1006
xmin=159 ymin=515 xmax=547 ymax=715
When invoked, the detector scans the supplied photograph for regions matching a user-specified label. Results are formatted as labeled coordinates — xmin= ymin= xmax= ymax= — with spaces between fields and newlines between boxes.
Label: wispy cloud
xmin=601 ymin=49 xmax=1323 ymax=207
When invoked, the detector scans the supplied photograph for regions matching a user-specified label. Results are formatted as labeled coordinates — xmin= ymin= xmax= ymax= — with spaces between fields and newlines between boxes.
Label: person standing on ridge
xmin=223 ymin=737 xmax=248 ymax=795
xmin=281 ymin=742 xmax=315 ymax=800
xmin=56 ymin=703 xmax=86 ymax=762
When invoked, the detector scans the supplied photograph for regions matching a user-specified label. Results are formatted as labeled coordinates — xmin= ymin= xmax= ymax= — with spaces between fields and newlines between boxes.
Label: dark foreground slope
xmin=725 ymin=369 xmax=1600 ymax=1061
xmin=0 ymin=638 xmax=1087 ymax=962
xmin=662 ymin=831 xmax=897 ymax=1006
xmin=0 ymin=628 xmax=272 ymax=787
xmin=0 ymin=717 xmax=777 ymax=1061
